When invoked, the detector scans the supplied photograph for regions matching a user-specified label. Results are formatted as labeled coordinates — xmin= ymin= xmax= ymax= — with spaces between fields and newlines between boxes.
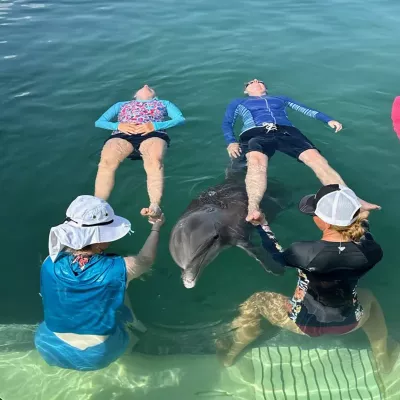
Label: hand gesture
xmin=328 ymin=120 xmax=343 ymax=133
xmin=227 ymin=143 xmax=242 ymax=158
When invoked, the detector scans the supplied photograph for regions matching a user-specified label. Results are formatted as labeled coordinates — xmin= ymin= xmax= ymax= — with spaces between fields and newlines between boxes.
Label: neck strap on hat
xmin=64 ymin=217 xmax=114 ymax=227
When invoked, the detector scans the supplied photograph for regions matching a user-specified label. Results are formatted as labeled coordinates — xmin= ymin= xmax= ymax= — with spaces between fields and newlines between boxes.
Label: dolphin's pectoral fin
xmin=236 ymin=241 xmax=285 ymax=276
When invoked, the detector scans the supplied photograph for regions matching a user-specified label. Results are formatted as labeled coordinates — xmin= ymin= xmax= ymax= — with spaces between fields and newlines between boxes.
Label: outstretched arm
xmin=283 ymin=96 xmax=342 ymax=132
xmin=153 ymin=101 xmax=186 ymax=131
xmin=124 ymin=216 xmax=165 ymax=283
xmin=222 ymin=99 xmax=241 ymax=145
xmin=255 ymin=223 xmax=287 ymax=267
xmin=250 ymin=213 xmax=286 ymax=267
xmin=95 ymin=102 xmax=125 ymax=130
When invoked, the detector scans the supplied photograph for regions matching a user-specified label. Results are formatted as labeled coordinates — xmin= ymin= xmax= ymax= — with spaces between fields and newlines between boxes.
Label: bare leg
xmin=245 ymin=151 xmax=268 ymax=223
xmin=299 ymin=149 xmax=380 ymax=211
xmin=352 ymin=288 xmax=399 ymax=374
xmin=219 ymin=287 xmax=398 ymax=373
xmin=94 ymin=138 xmax=134 ymax=200
xmin=216 ymin=292 xmax=303 ymax=366
xmin=216 ymin=295 xmax=263 ymax=367
xmin=139 ymin=137 xmax=167 ymax=221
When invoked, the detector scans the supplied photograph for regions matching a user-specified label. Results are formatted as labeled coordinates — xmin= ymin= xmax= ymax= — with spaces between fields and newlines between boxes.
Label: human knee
xmin=98 ymin=154 xmax=120 ymax=171
xmin=143 ymin=156 xmax=163 ymax=171
xmin=240 ymin=292 xmax=273 ymax=314
xmin=246 ymin=151 xmax=267 ymax=168
xmin=99 ymin=140 xmax=131 ymax=169
xmin=357 ymin=288 xmax=375 ymax=306
xmin=301 ymin=149 xmax=328 ymax=167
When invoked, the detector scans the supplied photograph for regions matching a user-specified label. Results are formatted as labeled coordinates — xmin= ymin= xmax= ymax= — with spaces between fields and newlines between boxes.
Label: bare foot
xmin=140 ymin=204 xmax=162 ymax=223
xmin=245 ymin=209 xmax=262 ymax=224
xmin=215 ymin=337 xmax=235 ymax=367
xmin=379 ymin=341 xmax=400 ymax=374
xmin=358 ymin=198 xmax=381 ymax=212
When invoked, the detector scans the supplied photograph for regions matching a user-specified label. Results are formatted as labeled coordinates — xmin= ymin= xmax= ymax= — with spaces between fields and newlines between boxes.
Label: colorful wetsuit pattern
xmin=95 ymin=98 xmax=185 ymax=132
xmin=116 ymin=100 xmax=167 ymax=129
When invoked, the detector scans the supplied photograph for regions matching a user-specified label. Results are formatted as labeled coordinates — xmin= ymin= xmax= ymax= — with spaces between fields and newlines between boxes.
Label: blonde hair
xmin=331 ymin=211 xmax=369 ymax=242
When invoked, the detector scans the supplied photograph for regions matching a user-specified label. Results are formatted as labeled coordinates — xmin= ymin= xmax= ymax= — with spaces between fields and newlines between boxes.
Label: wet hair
xmin=330 ymin=211 xmax=369 ymax=242
xmin=133 ymin=87 xmax=156 ymax=99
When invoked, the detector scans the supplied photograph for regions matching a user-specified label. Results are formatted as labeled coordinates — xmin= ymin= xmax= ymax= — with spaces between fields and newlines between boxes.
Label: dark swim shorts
xmin=237 ymin=125 xmax=318 ymax=162
xmin=294 ymin=297 xmax=359 ymax=337
xmin=104 ymin=131 xmax=171 ymax=161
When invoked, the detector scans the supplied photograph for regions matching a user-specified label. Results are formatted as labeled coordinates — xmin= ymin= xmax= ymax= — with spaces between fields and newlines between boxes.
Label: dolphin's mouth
xmin=182 ymin=276 xmax=196 ymax=289
xmin=181 ymin=251 xmax=208 ymax=289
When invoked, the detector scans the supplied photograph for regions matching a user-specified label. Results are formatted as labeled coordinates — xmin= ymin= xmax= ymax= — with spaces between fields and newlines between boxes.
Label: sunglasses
xmin=244 ymin=80 xmax=265 ymax=88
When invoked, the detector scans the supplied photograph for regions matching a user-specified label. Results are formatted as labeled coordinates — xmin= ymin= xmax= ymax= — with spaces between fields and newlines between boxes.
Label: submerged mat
xmin=252 ymin=346 xmax=400 ymax=400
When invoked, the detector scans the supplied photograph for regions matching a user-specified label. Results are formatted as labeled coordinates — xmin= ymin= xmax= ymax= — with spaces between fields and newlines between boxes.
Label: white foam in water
xmin=0 ymin=3 xmax=13 ymax=10
xmin=21 ymin=3 xmax=46 ymax=8
xmin=3 ymin=54 xmax=17 ymax=59
xmin=14 ymin=92 xmax=30 ymax=97
xmin=9 ymin=16 xmax=32 ymax=20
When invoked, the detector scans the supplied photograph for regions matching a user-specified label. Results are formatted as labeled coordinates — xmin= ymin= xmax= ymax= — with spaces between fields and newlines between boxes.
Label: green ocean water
xmin=1 ymin=0 xmax=400 ymax=397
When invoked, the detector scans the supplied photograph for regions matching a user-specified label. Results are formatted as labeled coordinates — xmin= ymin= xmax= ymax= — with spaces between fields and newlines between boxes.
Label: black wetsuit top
xmin=256 ymin=223 xmax=383 ymax=336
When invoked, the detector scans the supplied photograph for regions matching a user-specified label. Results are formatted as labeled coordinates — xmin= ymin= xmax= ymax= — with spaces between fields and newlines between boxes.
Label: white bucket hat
xmin=48 ymin=195 xmax=132 ymax=261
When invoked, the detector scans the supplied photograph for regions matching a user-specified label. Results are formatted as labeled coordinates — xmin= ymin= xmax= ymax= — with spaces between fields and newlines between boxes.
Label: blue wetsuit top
xmin=221 ymin=95 xmax=334 ymax=144
xmin=40 ymin=252 xmax=127 ymax=335
xmin=95 ymin=98 xmax=185 ymax=132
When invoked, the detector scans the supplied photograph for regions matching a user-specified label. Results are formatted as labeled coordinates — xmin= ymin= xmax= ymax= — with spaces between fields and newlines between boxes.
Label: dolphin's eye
xmin=213 ymin=234 xmax=219 ymax=240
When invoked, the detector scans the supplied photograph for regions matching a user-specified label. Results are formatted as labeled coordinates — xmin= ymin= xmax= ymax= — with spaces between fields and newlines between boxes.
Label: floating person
xmin=34 ymin=195 xmax=165 ymax=371
xmin=94 ymin=84 xmax=185 ymax=221
xmin=216 ymin=184 xmax=398 ymax=374
xmin=221 ymin=79 xmax=380 ymax=223
xmin=391 ymin=96 xmax=400 ymax=139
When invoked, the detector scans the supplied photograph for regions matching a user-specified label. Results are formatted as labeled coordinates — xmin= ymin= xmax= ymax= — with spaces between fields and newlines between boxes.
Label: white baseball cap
xmin=48 ymin=195 xmax=132 ymax=261
xmin=298 ymin=184 xmax=361 ymax=226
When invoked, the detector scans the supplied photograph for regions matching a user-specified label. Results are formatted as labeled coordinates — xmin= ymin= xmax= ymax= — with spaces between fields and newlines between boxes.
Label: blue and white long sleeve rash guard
xmin=221 ymin=95 xmax=334 ymax=145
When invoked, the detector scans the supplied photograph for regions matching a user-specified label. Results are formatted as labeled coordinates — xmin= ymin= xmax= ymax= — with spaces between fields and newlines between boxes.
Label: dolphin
xmin=169 ymin=166 xmax=288 ymax=288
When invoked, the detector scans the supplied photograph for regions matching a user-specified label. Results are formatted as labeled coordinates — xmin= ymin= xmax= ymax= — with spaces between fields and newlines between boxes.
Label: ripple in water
xmin=14 ymin=92 xmax=30 ymax=97
xmin=21 ymin=3 xmax=47 ymax=9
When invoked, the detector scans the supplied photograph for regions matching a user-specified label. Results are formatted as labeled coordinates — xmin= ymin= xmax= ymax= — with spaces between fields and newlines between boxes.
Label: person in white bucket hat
xmin=217 ymin=184 xmax=399 ymax=374
xmin=34 ymin=195 xmax=165 ymax=371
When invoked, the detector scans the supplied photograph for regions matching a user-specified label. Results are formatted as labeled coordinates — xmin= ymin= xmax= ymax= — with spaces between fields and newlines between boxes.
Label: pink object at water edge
xmin=391 ymin=96 xmax=400 ymax=139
